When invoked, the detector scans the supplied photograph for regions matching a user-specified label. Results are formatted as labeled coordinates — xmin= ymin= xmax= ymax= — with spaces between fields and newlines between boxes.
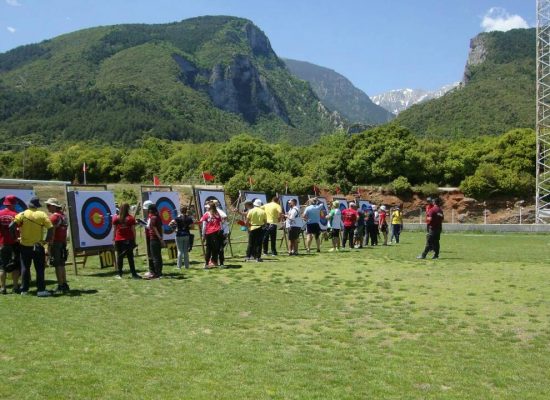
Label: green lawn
xmin=1 ymin=231 xmax=549 ymax=399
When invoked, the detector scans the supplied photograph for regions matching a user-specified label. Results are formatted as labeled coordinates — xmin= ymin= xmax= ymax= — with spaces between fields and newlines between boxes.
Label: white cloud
xmin=7 ymin=26 xmax=16 ymax=33
xmin=481 ymin=7 xmax=529 ymax=32
xmin=6 ymin=0 xmax=22 ymax=6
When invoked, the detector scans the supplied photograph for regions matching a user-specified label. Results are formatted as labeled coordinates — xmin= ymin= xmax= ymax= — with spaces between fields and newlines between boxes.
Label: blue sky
xmin=0 ymin=0 xmax=534 ymax=95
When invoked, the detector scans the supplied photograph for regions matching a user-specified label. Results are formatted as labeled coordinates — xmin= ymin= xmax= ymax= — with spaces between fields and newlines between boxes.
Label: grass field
xmin=1 ymin=230 xmax=549 ymax=399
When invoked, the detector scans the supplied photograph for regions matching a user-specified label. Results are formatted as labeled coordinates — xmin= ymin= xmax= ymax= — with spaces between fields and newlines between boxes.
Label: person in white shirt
xmin=327 ymin=200 xmax=343 ymax=252
xmin=285 ymin=199 xmax=303 ymax=256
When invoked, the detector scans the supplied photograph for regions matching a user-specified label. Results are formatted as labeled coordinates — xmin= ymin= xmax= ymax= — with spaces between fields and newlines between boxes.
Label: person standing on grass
xmin=262 ymin=196 xmax=282 ymax=256
xmin=246 ymin=199 xmax=267 ymax=262
xmin=341 ymin=202 xmax=358 ymax=249
xmin=112 ymin=202 xmax=140 ymax=279
xmin=170 ymin=205 xmax=193 ymax=270
xmin=303 ymin=197 xmax=323 ymax=253
xmin=240 ymin=200 xmax=255 ymax=261
xmin=212 ymin=200 xmax=229 ymax=268
xmin=417 ymin=197 xmax=444 ymax=259
xmin=354 ymin=205 xmax=366 ymax=249
xmin=200 ymin=202 xmax=222 ymax=268
xmin=45 ymin=198 xmax=71 ymax=293
xmin=0 ymin=195 xmax=21 ymax=294
xmin=390 ymin=205 xmax=403 ymax=244
xmin=425 ymin=197 xmax=434 ymax=232
xmin=144 ymin=204 xmax=165 ymax=279
xmin=285 ymin=199 xmax=303 ymax=256
xmin=327 ymin=200 xmax=342 ymax=252
xmin=378 ymin=205 xmax=389 ymax=245
xmin=12 ymin=196 xmax=53 ymax=297
xmin=372 ymin=205 xmax=380 ymax=245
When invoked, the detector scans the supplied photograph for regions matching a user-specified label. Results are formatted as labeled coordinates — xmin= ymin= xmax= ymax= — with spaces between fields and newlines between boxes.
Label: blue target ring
xmin=319 ymin=203 xmax=328 ymax=228
xmin=81 ymin=197 xmax=112 ymax=240
xmin=339 ymin=203 xmax=347 ymax=212
xmin=0 ymin=197 xmax=27 ymax=213
xmin=156 ymin=197 xmax=177 ymax=234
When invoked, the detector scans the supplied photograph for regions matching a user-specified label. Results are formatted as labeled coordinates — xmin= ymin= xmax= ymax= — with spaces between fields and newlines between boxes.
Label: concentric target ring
xmin=156 ymin=197 xmax=177 ymax=234
xmin=0 ymin=197 xmax=27 ymax=213
xmin=80 ymin=197 xmax=112 ymax=240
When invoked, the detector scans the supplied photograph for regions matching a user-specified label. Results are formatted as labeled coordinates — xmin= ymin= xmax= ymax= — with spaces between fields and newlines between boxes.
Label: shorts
xmin=0 ymin=244 xmax=20 ymax=273
xmin=49 ymin=242 xmax=68 ymax=268
xmin=306 ymin=223 xmax=321 ymax=237
xmin=330 ymin=229 xmax=340 ymax=239
xmin=288 ymin=227 xmax=302 ymax=241
xmin=354 ymin=226 xmax=365 ymax=238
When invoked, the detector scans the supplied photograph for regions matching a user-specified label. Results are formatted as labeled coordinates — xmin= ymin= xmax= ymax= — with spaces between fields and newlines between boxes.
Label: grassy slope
xmin=1 ymin=231 xmax=549 ymax=399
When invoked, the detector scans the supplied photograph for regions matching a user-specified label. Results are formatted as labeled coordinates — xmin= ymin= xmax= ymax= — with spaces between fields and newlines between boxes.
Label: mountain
xmin=283 ymin=58 xmax=394 ymax=125
xmin=0 ymin=16 xmax=342 ymax=145
xmin=372 ymin=83 xmax=459 ymax=115
xmin=394 ymin=28 xmax=535 ymax=138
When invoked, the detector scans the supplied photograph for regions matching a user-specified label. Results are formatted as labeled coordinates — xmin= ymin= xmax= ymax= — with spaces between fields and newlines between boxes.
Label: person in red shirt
xmin=418 ymin=197 xmax=444 ymax=259
xmin=0 ymin=195 xmax=21 ymax=294
xmin=112 ymin=202 xmax=140 ymax=279
xmin=341 ymin=202 xmax=358 ymax=249
xmin=425 ymin=197 xmax=434 ymax=232
xmin=144 ymin=204 xmax=165 ymax=279
xmin=378 ymin=205 xmax=388 ymax=246
xmin=200 ymin=202 xmax=223 ymax=268
xmin=45 ymin=198 xmax=70 ymax=294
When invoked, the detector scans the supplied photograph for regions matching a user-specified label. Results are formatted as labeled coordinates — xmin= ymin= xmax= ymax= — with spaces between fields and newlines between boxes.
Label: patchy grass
xmin=1 ymin=231 xmax=549 ymax=399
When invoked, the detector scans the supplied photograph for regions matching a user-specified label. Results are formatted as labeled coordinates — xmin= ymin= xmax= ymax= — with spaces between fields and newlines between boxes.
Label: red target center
xmin=89 ymin=207 xmax=104 ymax=227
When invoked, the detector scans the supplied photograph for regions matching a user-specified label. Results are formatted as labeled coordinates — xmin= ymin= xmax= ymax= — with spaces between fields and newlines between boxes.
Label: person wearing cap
xmin=341 ymin=202 xmax=358 ymax=249
xmin=246 ymin=199 xmax=267 ymax=262
xmin=417 ymin=197 xmax=444 ymax=259
xmin=13 ymin=196 xmax=53 ymax=296
xmin=327 ymin=200 xmax=342 ymax=252
xmin=212 ymin=199 xmax=228 ymax=268
xmin=372 ymin=205 xmax=380 ymax=245
xmin=425 ymin=197 xmax=434 ymax=232
xmin=302 ymin=197 xmax=323 ymax=253
xmin=390 ymin=205 xmax=403 ymax=244
xmin=378 ymin=205 xmax=389 ymax=245
xmin=140 ymin=200 xmax=155 ymax=273
xmin=169 ymin=205 xmax=194 ymax=270
xmin=262 ymin=196 xmax=282 ymax=256
xmin=45 ymin=198 xmax=70 ymax=293
xmin=0 ymin=195 xmax=21 ymax=294
xmin=200 ymin=202 xmax=223 ymax=268
xmin=284 ymin=198 xmax=303 ymax=256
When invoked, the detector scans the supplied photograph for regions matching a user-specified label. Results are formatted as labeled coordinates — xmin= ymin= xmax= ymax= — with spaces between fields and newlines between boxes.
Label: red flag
xmin=153 ymin=176 xmax=160 ymax=186
xmin=82 ymin=162 xmax=87 ymax=172
xmin=335 ymin=186 xmax=341 ymax=194
xmin=202 ymin=172 xmax=215 ymax=182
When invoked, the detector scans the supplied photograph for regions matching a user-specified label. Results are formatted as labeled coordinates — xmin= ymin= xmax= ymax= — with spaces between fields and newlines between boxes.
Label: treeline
xmin=0 ymin=124 xmax=535 ymax=200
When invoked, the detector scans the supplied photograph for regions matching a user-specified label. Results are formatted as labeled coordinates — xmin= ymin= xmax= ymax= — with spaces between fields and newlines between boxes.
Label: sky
xmin=0 ymin=0 xmax=535 ymax=95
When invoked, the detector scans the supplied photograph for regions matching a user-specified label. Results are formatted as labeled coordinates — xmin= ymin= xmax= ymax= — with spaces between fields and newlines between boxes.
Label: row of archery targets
xmin=0 ymin=182 xmax=377 ymax=273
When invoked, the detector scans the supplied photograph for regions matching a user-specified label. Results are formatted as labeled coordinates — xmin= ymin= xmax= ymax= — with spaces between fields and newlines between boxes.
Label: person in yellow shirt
xmin=390 ymin=205 xmax=403 ymax=244
xmin=246 ymin=199 xmax=267 ymax=262
xmin=12 ymin=197 xmax=53 ymax=296
xmin=261 ymin=196 xmax=282 ymax=256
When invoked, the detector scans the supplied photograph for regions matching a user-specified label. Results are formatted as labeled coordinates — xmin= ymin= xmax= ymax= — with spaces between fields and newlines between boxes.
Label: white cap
xmin=143 ymin=200 xmax=153 ymax=210
xmin=372 ymin=205 xmax=377 ymax=210
xmin=253 ymin=199 xmax=263 ymax=207
xmin=380 ymin=205 xmax=386 ymax=211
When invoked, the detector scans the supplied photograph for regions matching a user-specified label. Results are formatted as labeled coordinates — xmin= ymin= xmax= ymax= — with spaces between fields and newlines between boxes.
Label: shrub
xmin=390 ymin=176 xmax=412 ymax=195
xmin=414 ymin=182 xmax=440 ymax=197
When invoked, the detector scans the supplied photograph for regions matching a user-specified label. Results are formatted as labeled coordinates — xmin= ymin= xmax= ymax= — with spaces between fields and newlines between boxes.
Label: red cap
xmin=3 ymin=195 xmax=17 ymax=206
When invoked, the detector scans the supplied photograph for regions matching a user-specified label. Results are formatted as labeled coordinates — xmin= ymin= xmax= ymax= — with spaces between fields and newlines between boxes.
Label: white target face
xmin=71 ymin=191 xmax=116 ymax=250
xmin=241 ymin=191 xmax=267 ymax=208
xmin=280 ymin=194 xmax=300 ymax=214
xmin=196 ymin=189 xmax=227 ymax=217
xmin=0 ymin=188 xmax=35 ymax=213
xmin=358 ymin=200 xmax=371 ymax=212
xmin=142 ymin=191 xmax=180 ymax=241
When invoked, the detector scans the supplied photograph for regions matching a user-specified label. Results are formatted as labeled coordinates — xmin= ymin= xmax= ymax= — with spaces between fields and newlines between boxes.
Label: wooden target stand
xmin=65 ymin=184 xmax=115 ymax=275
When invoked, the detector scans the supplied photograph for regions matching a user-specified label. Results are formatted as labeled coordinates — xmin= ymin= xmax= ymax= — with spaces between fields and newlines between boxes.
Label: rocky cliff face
xmin=463 ymin=34 xmax=489 ymax=84
xmin=372 ymin=84 xmax=459 ymax=115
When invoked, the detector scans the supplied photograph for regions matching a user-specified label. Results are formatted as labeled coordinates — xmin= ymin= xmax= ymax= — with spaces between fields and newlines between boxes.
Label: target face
xmin=241 ymin=191 xmax=267 ymax=210
xmin=81 ymin=197 xmax=112 ymax=240
xmin=333 ymin=197 xmax=348 ymax=212
xmin=142 ymin=191 xmax=180 ymax=241
xmin=0 ymin=188 xmax=35 ymax=213
xmin=280 ymin=194 xmax=300 ymax=214
xmin=196 ymin=189 xmax=226 ymax=217
xmin=359 ymin=200 xmax=371 ymax=212
xmin=69 ymin=190 xmax=116 ymax=251
xmin=317 ymin=197 xmax=329 ymax=231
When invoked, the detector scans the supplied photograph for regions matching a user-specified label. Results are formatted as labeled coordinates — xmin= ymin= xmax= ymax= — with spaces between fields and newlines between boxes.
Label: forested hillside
xmin=396 ymin=28 xmax=535 ymax=138
xmin=0 ymin=16 xmax=341 ymax=145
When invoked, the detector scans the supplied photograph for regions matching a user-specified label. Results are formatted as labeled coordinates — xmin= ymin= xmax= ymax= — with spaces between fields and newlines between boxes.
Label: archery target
xmin=333 ymin=197 xmax=348 ymax=212
xmin=317 ymin=197 xmax=329 ymax=231
xmin=196 ymin=189 xmax=226 ymax=216
xmin=241 ymin=191 xmax=267 ymax=209
xmin=280 ymin=194 xmax=299 ymax=214
xmin=358 ymin=200 xmax=371 ymax=212
xmin=71 ymin=190 xmax=115 ymax=250
xmin=0 ymin=188 xmax=35 ymax=213
xmin=142 ymin=191 xmax=180 ymax=241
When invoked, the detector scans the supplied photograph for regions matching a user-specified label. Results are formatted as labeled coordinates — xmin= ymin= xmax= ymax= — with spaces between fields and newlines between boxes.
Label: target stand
xmin=65 ymin=184 xmax=117 ymax=274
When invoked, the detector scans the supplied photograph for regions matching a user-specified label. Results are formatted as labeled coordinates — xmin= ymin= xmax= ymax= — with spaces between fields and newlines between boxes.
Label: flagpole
xmin=83 ymin=162 xmax=87 ymax=185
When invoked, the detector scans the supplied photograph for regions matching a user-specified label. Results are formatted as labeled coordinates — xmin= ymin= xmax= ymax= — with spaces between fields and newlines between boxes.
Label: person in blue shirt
xmin=302 ymin=197 xmax=323 ymax=253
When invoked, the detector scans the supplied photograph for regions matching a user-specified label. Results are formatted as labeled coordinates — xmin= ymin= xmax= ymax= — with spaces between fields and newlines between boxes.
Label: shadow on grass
xmin=65 ymin=289 xmax=99 ymax=297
